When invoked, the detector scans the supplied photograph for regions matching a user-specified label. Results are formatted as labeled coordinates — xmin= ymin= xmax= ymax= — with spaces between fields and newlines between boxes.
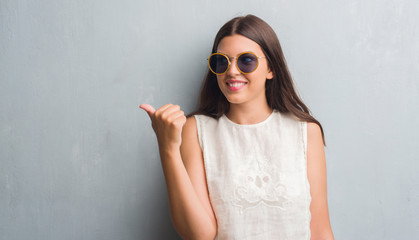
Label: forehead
xmin=216 ymin=34 xmax=264 ymax=56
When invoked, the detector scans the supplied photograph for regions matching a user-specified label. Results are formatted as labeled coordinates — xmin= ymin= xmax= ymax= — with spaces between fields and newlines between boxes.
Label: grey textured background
xmin=1 ymin=0 xmax=418 ymax=239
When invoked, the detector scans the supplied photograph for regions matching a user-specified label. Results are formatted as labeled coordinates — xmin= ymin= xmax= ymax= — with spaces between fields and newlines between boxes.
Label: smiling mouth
xmin=227 ymin=82 xmax=247 ymax=87
xmin=226 ymin=82 xmax=247 ymax=91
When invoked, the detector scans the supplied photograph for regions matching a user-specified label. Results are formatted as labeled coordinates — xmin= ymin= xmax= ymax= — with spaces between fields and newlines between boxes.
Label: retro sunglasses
xmin=207 ymin=52 xmax=265 ymax=75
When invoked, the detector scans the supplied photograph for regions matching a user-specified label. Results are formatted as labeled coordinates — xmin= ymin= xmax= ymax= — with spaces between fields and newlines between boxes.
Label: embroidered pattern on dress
xmin=232 ymin=154 xmax=290 ymax=214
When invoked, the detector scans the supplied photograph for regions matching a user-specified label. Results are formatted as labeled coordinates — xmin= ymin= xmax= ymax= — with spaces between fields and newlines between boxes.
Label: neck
xmin=226 ymin=101 xmax=272 ymax=125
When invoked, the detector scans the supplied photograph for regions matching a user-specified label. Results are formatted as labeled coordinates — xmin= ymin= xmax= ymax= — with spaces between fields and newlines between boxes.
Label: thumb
xmin=139 ymin=104 xmax=156 ymax=120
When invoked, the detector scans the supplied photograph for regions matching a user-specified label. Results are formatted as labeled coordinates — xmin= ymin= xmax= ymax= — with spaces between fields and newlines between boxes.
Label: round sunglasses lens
xmin=238 ymin=53 xmax=258 ymax=73
xmin=209 ymin=54 xmax=228 ymax=74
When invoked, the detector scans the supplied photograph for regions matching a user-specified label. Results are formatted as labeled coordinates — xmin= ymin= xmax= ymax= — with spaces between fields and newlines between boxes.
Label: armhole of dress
xmin=302 ymin=121 xmax=307 ymax=163
xmin=302 ymin=121 xmax=312 ymax=239
xmin=193 ymin=115 xmax=204 ymax=151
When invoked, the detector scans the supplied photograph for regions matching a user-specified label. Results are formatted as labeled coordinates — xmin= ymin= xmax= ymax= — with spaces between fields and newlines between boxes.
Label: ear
xmin=266 ymin=68 xmax=274 ymax=80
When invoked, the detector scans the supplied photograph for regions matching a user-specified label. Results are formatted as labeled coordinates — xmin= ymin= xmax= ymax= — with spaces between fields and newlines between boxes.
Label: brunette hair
xmin=187 ymin=14 xmax=326 ymax=146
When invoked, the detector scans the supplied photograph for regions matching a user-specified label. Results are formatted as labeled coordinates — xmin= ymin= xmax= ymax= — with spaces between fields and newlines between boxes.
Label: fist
xmin=139 ymin=103 xmax=187 ymax=149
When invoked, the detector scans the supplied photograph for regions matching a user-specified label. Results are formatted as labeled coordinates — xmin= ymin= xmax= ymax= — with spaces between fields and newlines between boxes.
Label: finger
xmin=173 ymin=113 xmax=187 ymax=127
xmin=158 ymin=104 xmax=181 ymax=119
xmin=162 ymin=105 xmax=181 ymax=117
xmin=154 ymin=104 xmax=174 ymax=117
xmin=139 ymin=104 xmax=156 ymax=120
xmin=167 ymin=110 xmax=185 ymax=122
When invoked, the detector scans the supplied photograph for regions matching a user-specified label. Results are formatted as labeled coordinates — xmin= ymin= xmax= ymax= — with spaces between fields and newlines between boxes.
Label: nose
xmin=226 ymin=57 xmax=240 ymax=76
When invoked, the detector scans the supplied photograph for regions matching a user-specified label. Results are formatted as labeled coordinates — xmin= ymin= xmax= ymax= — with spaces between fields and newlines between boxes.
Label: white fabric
xmin=194 ymin=110 xmax=311 ymax=240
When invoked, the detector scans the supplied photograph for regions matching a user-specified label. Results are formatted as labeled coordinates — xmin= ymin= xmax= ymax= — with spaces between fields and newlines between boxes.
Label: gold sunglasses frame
xmin=207 ymin=51 xmax=265 ymax=75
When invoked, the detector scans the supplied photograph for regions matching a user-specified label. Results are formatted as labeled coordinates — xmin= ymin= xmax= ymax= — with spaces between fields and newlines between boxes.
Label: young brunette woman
xmin=140 ymin=14 xmax=334 ymax=240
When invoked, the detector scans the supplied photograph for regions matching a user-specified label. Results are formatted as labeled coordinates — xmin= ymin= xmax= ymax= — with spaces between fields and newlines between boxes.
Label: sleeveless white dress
xmin=193 ymin=110 xmax=311 ymax=240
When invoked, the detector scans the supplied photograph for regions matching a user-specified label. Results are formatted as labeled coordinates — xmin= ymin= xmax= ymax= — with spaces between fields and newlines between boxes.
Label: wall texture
xmin=1 ymin=0 xmax=418 ymax=239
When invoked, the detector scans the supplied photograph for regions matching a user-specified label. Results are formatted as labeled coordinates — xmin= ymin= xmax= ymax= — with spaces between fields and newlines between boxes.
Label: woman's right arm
xmin=139 ymin=103 xmax=217 ymax=240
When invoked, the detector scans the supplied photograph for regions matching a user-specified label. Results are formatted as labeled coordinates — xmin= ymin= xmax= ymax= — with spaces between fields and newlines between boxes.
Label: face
xmin=215 ymin=34 xmax=273 ymax=107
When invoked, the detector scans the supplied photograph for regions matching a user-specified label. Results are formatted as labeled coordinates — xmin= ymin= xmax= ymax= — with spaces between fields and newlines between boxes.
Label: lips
xmin=226 ymin=79 xmax=247 ymax=84
xmin=226 ymin=80 xmax=247 ymax=91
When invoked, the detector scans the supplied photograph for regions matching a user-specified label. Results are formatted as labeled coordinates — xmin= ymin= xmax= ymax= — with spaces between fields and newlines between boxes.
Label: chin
xmin=225 ymin=97 xmax=245 ymax=105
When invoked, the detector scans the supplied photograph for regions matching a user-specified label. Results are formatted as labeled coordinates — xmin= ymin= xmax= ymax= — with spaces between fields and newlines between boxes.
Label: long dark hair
xmin=187 ymin=14 xmax=326 ymax=146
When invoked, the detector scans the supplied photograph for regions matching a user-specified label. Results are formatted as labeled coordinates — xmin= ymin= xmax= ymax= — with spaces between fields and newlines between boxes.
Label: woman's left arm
xmin=307 ymin=122 xmax=335 ymax=240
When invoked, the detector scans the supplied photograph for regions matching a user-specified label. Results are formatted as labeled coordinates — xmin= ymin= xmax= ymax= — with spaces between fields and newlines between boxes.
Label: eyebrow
xmin=215 ymin=51 xmax=256 ymax=57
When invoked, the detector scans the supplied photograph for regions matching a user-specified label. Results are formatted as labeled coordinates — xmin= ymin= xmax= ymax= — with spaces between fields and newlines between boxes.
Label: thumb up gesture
xmin=139 ymin=103 xmax=187 ymax=149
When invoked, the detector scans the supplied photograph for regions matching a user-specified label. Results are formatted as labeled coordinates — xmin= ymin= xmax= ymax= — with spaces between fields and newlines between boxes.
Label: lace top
xmin=194 ymin=110 xmax=311 ymax=240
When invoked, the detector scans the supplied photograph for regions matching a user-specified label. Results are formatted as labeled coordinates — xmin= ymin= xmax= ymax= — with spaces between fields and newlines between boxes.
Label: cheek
xmin=217 ymin=74 xmax=228 ymax=82
xmin=258 ymin=69 xmax=271 ymax=81
xmin=248 ymin=72 xmax=268 ymax=85
xmin=216 ymin=76 xmax=226 ymax=89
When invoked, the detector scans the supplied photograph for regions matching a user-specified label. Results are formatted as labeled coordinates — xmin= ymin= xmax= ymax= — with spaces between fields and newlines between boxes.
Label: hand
xmin=139 ymin=103 xmax=187 ymax=149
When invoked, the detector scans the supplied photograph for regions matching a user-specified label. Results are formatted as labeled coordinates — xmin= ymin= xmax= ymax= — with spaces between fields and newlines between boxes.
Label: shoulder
xmin=306 ymin=121 xmax=325 ymax=147
xmin=182 ymin=115 xmax=209 ymax=146
xmin=306 ymin=122 xmax=325 ymax=165
xmin=306 ymin=122 xmax=326 ymax=174
xmin=307 ymin=122 xmax=322 ymax=140
xmin=185 ymin=115 xmax=197 ymax=127
xmin=182 ymin=116 xmax=198 ymax=140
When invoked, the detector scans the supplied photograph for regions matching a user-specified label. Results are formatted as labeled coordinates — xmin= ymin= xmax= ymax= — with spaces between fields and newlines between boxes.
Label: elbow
xmin=179 ymin=229 xmax=216 ymax=240
xmin=175 ymin=223 xmax=216 ymax=240
xmin=311 ymin=232 xmax=335 ymax=240
xmin=188 ymin=231 xmax=216 ymax=240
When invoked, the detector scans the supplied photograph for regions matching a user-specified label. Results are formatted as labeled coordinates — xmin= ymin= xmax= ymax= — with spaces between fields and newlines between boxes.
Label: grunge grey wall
xmin=1 ymin=0 xmax=418 ymax=239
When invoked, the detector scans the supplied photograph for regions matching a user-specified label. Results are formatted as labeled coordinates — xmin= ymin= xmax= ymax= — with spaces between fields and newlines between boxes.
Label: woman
xmin=140 ymin=14 xmax=334 ymax=240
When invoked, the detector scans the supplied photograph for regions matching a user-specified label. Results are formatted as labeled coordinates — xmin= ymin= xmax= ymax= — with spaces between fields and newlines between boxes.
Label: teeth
xmin=227 ymin=82 xmax=246 ymax=87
